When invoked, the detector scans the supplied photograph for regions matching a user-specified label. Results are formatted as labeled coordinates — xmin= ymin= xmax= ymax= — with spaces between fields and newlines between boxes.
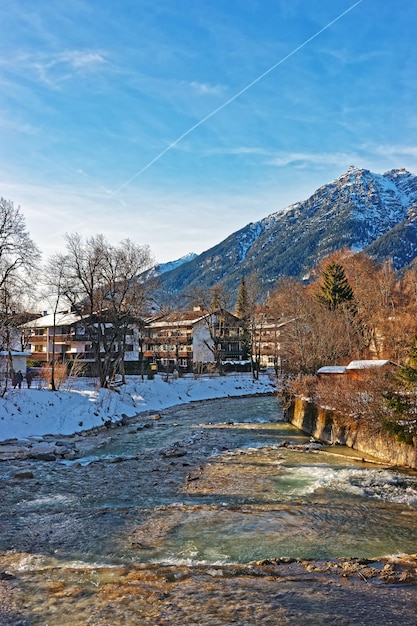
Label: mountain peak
xmin=156 ymin=167 xmax=417 ymax=300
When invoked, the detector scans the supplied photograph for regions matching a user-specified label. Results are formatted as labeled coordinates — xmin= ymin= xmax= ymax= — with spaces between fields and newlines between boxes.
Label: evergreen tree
xmin=316 ymin=262 xmax=354 ymax=311
xmin=235 ymin=277 xmax=252 ymax=361
xmin=396 ymin=335 xmax=417 ymax=388
xmin=236 ymin=277 xmax=250 ymax=323
xmin=383 ymin=336 xmax=417 ymax=444
xmin=210 ymin=285 xmax=223 ymax=311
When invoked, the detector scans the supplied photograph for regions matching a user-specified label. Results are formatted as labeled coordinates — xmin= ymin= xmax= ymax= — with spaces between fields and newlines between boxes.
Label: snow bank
xmin=0 ymin=373 xmax=276 ymax=442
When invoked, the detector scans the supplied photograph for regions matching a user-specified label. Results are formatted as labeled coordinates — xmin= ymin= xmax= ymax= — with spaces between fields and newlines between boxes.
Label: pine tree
xmin=396 ymin=335 xmax=417 ymax=388
xmin=235 ymin=277 xmax=251 ymax=361
xmin=383 ymin=336 xmax=417 ymax=444
xmin=236 ymin=277 xmax=250 ymax=323
xmin=210 ymin=286 xmax=221 ymax=311
xmin=316 ymin=262 xmax=354 ymax=311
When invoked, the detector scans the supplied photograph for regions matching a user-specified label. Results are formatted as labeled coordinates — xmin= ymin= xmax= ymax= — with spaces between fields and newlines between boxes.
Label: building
xmin=21 ymin=311 xmax=139 ymax=364
xmin=0 ymin=351 xmax=30 ymax=377
xmin=143 ymin=309 xmax=245 ymax=371
xmin=21 ymin=308 xmax=246 ymax=373
xmin=316 ymin=360 xmax=397 ymax=381
xmin=345 ymin=359 xmax=397 ymax=380
xmin=316 ymin=365 xmax=347 ymax=379
xmin=254 ymin=317 xmax=294 ymax=372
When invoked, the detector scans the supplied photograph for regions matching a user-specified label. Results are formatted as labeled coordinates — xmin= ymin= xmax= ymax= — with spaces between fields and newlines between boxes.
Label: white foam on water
xmin=282 ymin=465 xmax=417 ymax=507
xmin=16 ymin=493 xmax=79 ymax=509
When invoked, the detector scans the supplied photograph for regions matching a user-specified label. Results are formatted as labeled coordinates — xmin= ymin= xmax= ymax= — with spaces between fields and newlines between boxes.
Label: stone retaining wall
xmin=287 ymin=397 xmax=417 ymax=469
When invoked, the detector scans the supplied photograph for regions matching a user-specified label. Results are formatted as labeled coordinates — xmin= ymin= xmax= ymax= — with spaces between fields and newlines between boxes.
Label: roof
xmin=317 ymin=366 xmax=347 ymax=374
xmin=346 ymin=360 xmax=395 ymax=370
xmin=146 ymin=309 xmax=239 ymax=328
xmin=147 ymin=310 xmax=207 ymax=325
xmin=21 ymin=311 xmax=81 ymax=329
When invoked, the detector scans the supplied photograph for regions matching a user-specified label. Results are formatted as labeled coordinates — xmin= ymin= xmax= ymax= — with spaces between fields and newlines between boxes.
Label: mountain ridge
xmin=154 ymin=166 xmax=417 ymax=302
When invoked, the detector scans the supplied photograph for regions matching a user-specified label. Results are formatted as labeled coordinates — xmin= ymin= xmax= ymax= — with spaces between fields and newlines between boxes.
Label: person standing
xmin=13 ymin=371 xmax=23 ymax=389
xmin=26 ymin=370 xmax=33 ymax=388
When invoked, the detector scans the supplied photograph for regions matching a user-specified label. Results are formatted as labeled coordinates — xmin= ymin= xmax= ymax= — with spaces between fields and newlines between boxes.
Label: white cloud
xmin=199 ymin=147 xmax=361 ymax=169
xmin=202 ymin=146 xmax=272 ymax=157
xmin=68 ymin=51 xmax=106 ymax=69
xmin=1 ymin=49 xmax=108 ymax=86
xmin=373 ymin=144 xmax=417 ymax=160
xmin=2 ymin=178 xmax=287 ymax=264
xmin=266 ymin=151 xmax=361 ymax=168
xmin=188 ymin=81 xmax=224 ymax=96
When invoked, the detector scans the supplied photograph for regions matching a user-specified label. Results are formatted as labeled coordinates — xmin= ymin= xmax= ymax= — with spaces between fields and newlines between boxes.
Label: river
xmin=1 ymin=395 xmax=417 ymax=624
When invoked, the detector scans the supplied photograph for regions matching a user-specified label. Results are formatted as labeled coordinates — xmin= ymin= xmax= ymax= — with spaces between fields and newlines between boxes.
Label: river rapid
xmin=1 ymin=395 xmax=417 ymax=625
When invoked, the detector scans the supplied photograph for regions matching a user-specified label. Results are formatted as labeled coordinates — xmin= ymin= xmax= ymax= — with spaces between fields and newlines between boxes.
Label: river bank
xmin=2 ymin=554 xmax=417 ymax=625
xmin=287 ymin=397 xmax=417 ymax=470
xmin=0 ymin=373 xmax=276 ymax=458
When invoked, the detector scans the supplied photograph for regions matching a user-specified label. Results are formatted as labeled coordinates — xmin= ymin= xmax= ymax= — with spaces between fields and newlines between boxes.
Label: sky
xmin=1 ymin=0 xmax=417 ymax=266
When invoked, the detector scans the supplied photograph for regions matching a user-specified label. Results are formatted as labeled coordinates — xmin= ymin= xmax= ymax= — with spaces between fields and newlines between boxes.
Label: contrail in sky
xmin=112 ymin=0 xmax=363 ymax=195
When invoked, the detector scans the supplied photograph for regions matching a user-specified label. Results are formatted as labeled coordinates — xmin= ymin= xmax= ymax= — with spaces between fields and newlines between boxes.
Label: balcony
xmin=30 ymin=352 xmax=48 ymax=362
xmin=69 ymin=334 xmax=94 ymax=342
xmin=29 ymin=335 xmax=47 ymax=343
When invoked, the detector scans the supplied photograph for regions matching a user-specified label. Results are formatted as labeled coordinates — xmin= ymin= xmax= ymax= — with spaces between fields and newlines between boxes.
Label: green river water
xmin=1 ymin=395 xmax=416 ymax=624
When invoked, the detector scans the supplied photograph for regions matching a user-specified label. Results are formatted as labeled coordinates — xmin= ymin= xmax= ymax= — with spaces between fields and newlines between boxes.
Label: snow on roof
xmin=147 ymin=311 xmax=207 ymax=327
xmin=22 ymin=311 xmax=80 ymax=329
xmin=317 ymin=366 xmax=346 ymax=374
xmin=346 ymin=360 xmax=394 ymax=370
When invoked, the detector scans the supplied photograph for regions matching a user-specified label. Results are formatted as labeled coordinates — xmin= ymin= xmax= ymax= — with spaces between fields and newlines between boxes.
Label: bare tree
xmin=341 ymin=254 xmax=417 ymax=362
xmin=188 ymin=284 xmax=236 ymax=373
xmin=62 ymin=233 xmax=154 ymax=387
xmin=41 ymin=253 xmax=70 ymax=391
xmin=235 ymin=274 xmax=264 ymax=379
xmin=267 ymin=276 xmax=365 ymax=376
xmin=0 ymin=198 xmax=40 ymax=394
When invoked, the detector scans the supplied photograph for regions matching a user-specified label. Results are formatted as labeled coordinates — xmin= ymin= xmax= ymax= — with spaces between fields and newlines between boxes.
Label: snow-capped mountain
xmin=156 ymin=167 xmax=417 ymax=300
xmin=153 ymin=253 xmax=197 ymax=276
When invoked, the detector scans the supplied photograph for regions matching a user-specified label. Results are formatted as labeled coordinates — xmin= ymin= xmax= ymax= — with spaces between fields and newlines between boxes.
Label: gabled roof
xmin=21 ymin=311 xmax=80 ymax=329
xmin=0 ymin=351 xmax=31 ymax=357
xmin=346 ymin=359 xmax=396 ymax=370
xmin=317 ymin=365 xmax=347 ymax=374
xmin=146 ymin=309 xmax=239 ymax=328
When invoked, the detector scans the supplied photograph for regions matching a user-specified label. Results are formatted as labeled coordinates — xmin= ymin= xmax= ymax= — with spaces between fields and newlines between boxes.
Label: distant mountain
xmin=156 ymin=167 xmax=417 ymax=301
xmin=153 ymin=253 xmax=197 ymax=276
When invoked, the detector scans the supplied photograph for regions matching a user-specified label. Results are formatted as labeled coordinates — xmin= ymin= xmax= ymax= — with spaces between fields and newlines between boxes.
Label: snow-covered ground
xmin=0 ymin=373 xmax=276 ymax=442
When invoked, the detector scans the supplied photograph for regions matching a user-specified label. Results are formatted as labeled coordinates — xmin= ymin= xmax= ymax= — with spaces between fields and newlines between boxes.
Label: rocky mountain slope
xmin=156 ymin=166 xmax=417 ymax=301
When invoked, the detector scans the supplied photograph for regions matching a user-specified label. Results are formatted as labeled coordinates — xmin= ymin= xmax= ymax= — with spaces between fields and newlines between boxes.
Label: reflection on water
xmin=141 ymin=501 xmax=417 ymax=564
xmin=1 ymin=394 xmax=417 ymax=624
xmin=2 ymin=396 xmax=417 ymax=564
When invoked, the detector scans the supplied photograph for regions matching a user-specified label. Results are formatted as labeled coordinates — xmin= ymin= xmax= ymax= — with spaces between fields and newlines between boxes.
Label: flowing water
xmin=1 ymin=395 xmax=417 ymax=625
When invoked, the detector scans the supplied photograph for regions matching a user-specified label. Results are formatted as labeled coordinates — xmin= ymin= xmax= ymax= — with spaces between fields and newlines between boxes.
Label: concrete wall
xmin=192 ymin=321 xmax=214 ymax=364
xmin=0 ymin=353 xmax=28 ymax=375
xmin=287 ymin=397 xmax=417 ymax=469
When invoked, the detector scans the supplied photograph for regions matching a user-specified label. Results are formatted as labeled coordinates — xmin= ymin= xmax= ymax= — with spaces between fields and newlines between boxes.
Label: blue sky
xmin=1 ymin=0 xmax=417 ymax=264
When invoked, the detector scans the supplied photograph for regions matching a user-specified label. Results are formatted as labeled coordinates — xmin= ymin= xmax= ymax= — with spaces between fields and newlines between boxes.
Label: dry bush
xmin=287 ymin=370 xmax=397 ymax=423
xmin=285 ymin=374 xmax=319 ymax=402
xmin=64 ymin=358 xmax=87 ymax=390
xmin=40 ymin=362 xmax=68 ymax=390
